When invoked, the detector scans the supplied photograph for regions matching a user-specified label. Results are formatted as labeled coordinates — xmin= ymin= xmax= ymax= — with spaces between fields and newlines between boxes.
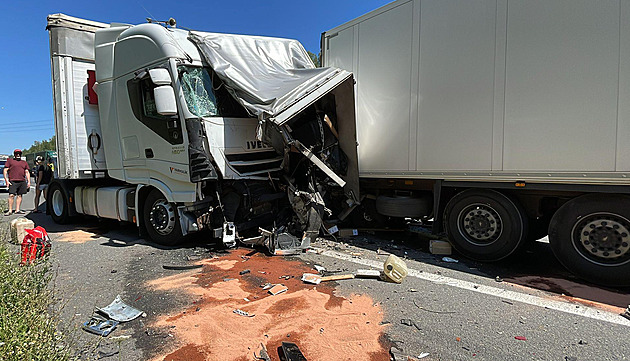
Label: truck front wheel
xmin=48 ymin=182 xmax=71 ymax=224
xmin=548 ymin=194 xmax=630 ymax=286
xmin=143 ymin=189 xmax=184 ymax=246
xmin=444 ymin=189 xmax=528 ymax=261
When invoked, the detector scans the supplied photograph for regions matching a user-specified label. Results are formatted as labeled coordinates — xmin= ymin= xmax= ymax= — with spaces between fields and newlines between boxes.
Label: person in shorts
xmin=3 ymin=149 xmax=31 ymax=215
xmin=33 ymin=156 xmax=53 ymax=213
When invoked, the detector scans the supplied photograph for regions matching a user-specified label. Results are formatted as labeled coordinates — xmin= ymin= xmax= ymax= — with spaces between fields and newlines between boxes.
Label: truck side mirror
xmin=149 ymin=68 xmax=172 ymax=85
xmin=154 ymin=86 xmax=178 ymax=116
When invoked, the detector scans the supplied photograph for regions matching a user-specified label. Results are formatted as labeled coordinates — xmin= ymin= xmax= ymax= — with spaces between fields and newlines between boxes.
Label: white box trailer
xmin=323 ymin=0 xmax=630 ymax=286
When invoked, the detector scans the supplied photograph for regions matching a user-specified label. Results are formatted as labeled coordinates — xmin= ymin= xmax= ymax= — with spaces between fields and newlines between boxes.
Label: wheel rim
xmin=571 ymin=212 xmax=630 ymax=266
xmin=51 ymin=189 xmax=64 ymax=217
xmin=149 ymin=199 xmax=176 ymax=236
xmin=457 ymin=203 xmax=503 ymax=246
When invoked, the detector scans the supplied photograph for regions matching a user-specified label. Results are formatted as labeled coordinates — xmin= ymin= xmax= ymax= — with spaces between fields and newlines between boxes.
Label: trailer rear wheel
xmin=143 ymin=189 xmax=184 ymax=246
xmin=444 ymin=189 xmax=527 ymax=261
xmin=548 ymin=194 xmax=630 ymax=286
xmin=48 ymin=183 xmax=71 ymax=224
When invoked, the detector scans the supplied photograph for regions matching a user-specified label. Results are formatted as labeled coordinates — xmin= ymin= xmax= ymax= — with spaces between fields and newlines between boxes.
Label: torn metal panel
xmin=96 ymin=295 xmax=143 ymax=322
xmin=188 ymin=31 xmax=349 ymax=122
xmin=293 ymin=140 xmax=346 ymax=187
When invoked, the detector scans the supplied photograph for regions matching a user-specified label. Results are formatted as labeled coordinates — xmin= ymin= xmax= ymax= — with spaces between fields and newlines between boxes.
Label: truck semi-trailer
xmin=46 ymin=14 xmax=359 ymax=251
xmin=323 ymin=0 xmax=630 ymax=286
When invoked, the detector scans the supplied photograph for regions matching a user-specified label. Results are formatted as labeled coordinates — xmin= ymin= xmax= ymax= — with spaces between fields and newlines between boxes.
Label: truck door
xmin=115 ymin=66 xmax=191 ymax=189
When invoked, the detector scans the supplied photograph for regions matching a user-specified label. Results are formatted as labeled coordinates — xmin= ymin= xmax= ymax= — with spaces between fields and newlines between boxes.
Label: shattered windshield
xmin=179 ymin=66 xmax=249 ymax=118
xmin=179 ymin=66 xmax=218 ymax=117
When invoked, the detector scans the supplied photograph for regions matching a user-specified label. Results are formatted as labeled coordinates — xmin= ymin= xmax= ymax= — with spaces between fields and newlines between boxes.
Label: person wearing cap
xmin=33 ymin=156 xmax=53 ymax=213
xmin=3 ymin=149 xmax=31 ymax=215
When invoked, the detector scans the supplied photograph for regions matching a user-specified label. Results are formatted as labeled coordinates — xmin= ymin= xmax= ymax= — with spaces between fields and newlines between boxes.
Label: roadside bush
xmin=0 ymin=218 xmax=70 ymax=361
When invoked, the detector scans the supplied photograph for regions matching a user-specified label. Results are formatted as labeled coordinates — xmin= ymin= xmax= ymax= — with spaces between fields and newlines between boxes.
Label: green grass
xmin=0 ymin=211 xmax=71 ymax=361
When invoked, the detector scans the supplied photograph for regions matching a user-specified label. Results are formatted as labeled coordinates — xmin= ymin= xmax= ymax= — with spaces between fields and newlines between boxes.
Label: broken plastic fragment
xmin=96 ymin=295 xmax=143 ymax=322
xmin=268 ymin=284 xmax=288 ymax=295
xmin=82 ymin=314 xmax=118 ymax=337
xmin=233 ymin=309 xmax=255 ymax=317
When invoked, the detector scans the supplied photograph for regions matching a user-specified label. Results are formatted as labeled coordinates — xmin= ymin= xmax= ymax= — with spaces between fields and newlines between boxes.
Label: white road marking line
xmin=314 ymin=248 xmax=630 ymax=327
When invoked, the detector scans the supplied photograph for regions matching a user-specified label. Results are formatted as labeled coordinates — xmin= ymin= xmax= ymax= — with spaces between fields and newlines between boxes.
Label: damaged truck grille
xmin=224 ymin=150 xmax=283 ymax=176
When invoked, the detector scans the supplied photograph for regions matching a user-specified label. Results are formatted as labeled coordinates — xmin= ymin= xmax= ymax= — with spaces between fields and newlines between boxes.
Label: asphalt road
xmin=2 ymin=188 xmax=629 ymax=360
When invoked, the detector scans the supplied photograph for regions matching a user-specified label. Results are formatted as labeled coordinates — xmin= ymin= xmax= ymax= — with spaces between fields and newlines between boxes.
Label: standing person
xmin=33 ymin=156 xmax=53 ymax=213
xmin=3 ymin=149 xmax=31 ymax=215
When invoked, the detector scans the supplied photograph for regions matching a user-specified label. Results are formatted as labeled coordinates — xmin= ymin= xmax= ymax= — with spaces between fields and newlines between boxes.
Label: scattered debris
xmin=418 ymin=352 xmax=430 ymax=359
xmin=383 ymin=254 xmax=408 ymax=283
xmin=495 ymin=276 xmax=503 ymax=282
xmin=261 ymin=283 xmax=273 ymax=290
xmin=400 ymin=319 xmax=421 ymax=330
xmin=413 ymin=300 xmax=456 ymax=314
xmin=186 ymin=254 xmax=202 ymax=261
xmin=514 ymin=336 xmax=527 ymax=341
xmin=377 ymin=248 xmax=392 ymax=256
xmin=239 ymin=269 xmax=251 ymax=275
xmin=97 ymin=295 xmax=143 ymax=322
xmin=233 ymin=309 xmax=255 ymax=317
xmin=578 ymin=340 xmax=588 ymax=345
xmin=338 ymin=228 xmax=358 ymax=237
xmin=162 ymin=264 xmax=203 ymax=270
xmin=441 ymin=257 xmax=459 ymax=263
xmin=222 ymin=222 xmax=237 ymax=248
xmin=268 ymin=284 xmax=288 ymax=295
xmin=408 ymin=288 xmax=418 ymax=293
xmin=82 ymin=314 xmax=118 ymax=337
xmin=301 ymin=273 xmax=355 ymax=285
xmin=281 ymin=342 xmax=307 ymax=361
xmin=456 ymin=337 xmax=461 ymax=342
xmin=429 ymin=239 xmax=452 ymax=255
xmin=355 ymin=269 xmax=382 ymax=279
xmin=313 ymin=265 xmax=326 ymax=273
xmin=254 ymin=343 xmax=271 ymax=361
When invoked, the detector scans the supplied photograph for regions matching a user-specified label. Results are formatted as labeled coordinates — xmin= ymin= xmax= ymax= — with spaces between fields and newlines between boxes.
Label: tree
xmin=22 ymin=135 xmax=56 ymax=155
xmin=307 ymin=51 xmax=321 ymax=67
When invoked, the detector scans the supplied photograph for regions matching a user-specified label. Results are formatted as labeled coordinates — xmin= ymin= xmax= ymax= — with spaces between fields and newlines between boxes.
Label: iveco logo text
xmin=169 ymin=167 xmax=188 ymax=175
xmin=246 ymin=140 xmax=269 ymax=150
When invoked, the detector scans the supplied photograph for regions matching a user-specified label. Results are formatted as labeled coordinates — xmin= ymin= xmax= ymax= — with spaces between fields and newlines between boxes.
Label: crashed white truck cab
xmin=46 ymin=14 xmax=359 ymax=249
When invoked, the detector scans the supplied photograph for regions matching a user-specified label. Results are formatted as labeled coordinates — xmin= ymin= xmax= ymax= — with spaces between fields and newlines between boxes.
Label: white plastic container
xmin=383 ymin=254 xmax=408 ymax=283
xmin=10 ymin=217 xmax=34 ymax=244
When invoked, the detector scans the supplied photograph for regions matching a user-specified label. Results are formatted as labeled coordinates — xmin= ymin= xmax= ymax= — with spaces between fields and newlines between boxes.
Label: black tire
xmin=376 ymin=195 xmax=431 ymax=218
xmin=143 ymin=189 xmax=184 ymax=246
xmin=443 ymin=189 xmax=528 ymax=261
xmin=548 ymin=194 xmax=630 ymax=286
xmin=349 ymin=198 xmax=387 ymax=228
xmin=48 ymin=182 xmax=71 ymax=224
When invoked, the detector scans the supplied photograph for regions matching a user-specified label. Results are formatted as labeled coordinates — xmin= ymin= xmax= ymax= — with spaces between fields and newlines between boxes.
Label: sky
xmin=0 ymin=0 xmax=392 ymax=155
